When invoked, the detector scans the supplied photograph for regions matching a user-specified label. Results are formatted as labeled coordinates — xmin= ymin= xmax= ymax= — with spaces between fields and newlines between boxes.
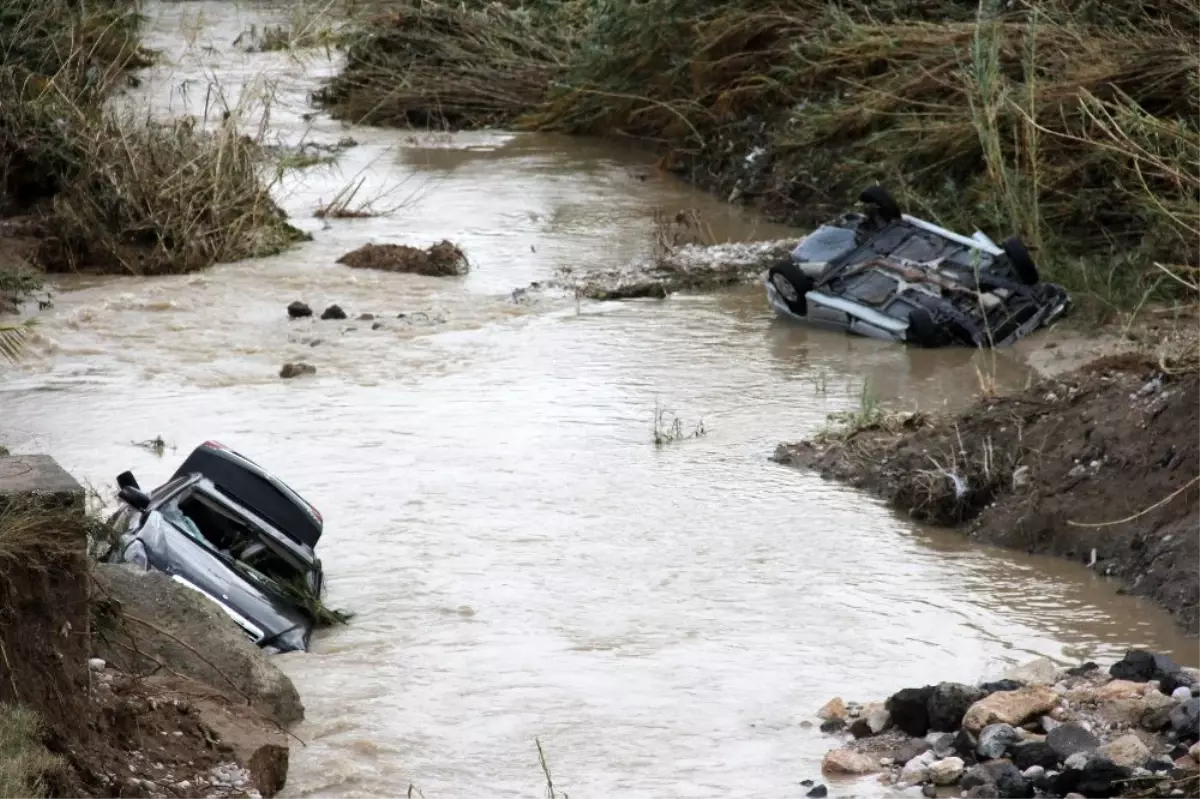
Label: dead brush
xmin=0 ymin=497 xmax=89 ymax=575
xmin=653 ymin=400 xmax=707 ymax=446
xmin=649 ymin=208 xmax=717 ymax=262
xmin=314 ymin=0 xmax=576 ymax=128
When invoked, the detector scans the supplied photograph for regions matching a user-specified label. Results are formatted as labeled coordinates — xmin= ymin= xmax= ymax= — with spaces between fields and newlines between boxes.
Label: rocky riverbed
xmin=811 ymin=651 xmax=1200 ymax=798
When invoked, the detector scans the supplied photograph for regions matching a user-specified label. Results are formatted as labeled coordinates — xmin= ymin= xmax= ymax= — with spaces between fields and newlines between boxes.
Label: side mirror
xmin=117 ymin=470 xmax=140 ymax=490
xmin=118 ymin=485 xmax=152 ymax=511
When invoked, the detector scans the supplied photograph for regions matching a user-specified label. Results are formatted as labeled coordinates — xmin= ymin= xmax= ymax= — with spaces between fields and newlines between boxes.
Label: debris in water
xmin=280 ymin=363 xmax=316 ymax=379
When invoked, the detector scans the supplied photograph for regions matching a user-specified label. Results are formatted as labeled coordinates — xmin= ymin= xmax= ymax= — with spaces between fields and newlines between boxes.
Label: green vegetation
xmin=320 ymin=0 xmax=1199 ymax=314
xmin=0 ymin=0 xmax=305 ymax=284
xmin=0 ymin=704 xmax=62 ymax=798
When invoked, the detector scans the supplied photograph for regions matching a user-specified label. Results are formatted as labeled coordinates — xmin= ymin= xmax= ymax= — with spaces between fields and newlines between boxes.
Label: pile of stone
xmin=817 ymin=650 xmax=1200 ymax=798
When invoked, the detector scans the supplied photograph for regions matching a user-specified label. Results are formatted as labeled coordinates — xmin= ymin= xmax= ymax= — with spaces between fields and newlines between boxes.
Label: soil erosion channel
xmin=1 ymin=3 xmax=1194 ymax=798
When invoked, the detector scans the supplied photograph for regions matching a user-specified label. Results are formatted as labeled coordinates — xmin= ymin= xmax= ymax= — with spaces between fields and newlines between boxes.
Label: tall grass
xmin=323 ymin=0 xmax=1199 ymax=312
xmin=0 ymin=0 xmax=306 ymax=278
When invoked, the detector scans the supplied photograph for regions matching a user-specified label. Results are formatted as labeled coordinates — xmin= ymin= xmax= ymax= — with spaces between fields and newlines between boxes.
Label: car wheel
xmin=859 ymin=186 xmax=902 ymax=223
xmin=1001 ymin=236 xmax=1040 ymax=285
xmin=767 ymin=259 xmax=814 ymax=316
xmin=906 ymin=307 xmax=939 ymax=347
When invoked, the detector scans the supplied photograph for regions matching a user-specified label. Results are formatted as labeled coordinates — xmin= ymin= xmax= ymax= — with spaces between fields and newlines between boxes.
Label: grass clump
xmin=314 ymin=0 xmax=579 ymax=128
xmin=0 ymin=704 xmax=63 ymax=799
xmin=0 ymin=0 xmax=307 ymax=278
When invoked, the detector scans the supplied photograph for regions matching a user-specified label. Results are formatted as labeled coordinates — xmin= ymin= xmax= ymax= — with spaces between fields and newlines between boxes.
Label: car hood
xmin=130 ymin=512 xmax=313 ymax=651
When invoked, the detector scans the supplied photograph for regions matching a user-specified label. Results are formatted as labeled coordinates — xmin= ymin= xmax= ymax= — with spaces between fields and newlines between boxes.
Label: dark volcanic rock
xmin=962 ymin=761 xmax=1030 ymax=796
xmin=979 ymin=679 xmax=1024 ymax=694
xmin=1047 ymin=722 xmax=1101 ymax=760
xmin=887 ymin=686 xmax=935 ymax=737
xmin=928 ymin=682 xmax=984 ymax=732
xmin=287 ymin=301 xmax=312 ymax=318
xmin=819 ymin=718 xmax=845 ymax=734
xmin=1012 ymin=740 xmax=1059 ymax=771
xmin=805 ymin=785 xmax=827 ymax=798
xmin=1161 ymin=669 xmax=1198 ymax=696
xmin=1054 ymin=756 xmax=1130 ymax=798
xmin=1065 ymin=661 xmax=1099 ymax=677
xmin=320 ymin=304 xmax=347 ymax=320
xmin=1110 ymin=649 xmax=1181 ymax=683
xmin=954 ymin=727 xmax=980 ymax=764
xmin=279 ymin=362 xmax=316 ymax=379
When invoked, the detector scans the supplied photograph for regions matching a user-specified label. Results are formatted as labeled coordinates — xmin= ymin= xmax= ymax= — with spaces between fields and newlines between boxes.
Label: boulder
xmin=1046 ymin=723 xmax=1101 ymax=761
xmin=1161 ymin=669 xmax=1199 ymax=696
xmin=1002 ymin=657 xmax=1059 ymax=686
xmin=1093 ymin=679 xmax=1149 ymax=701
xmin=962 ymin=686 xmax=1059 ymax=734
xmin=928 ymin=732 xmax=957 ymax=758
xmin=929 ymin=756 xmax=965 ymax=785
xmin=821 ymin=747 xmax=878 ymax=775
xmin=1139 ymin=689 xmax=1178 ymax=731
xmin=819 ymin=717 xmax=846 ymax=734
xmin=320 ymin=304 xmax=346 ymax=320
xmin=928 ymin=682 xmax=984 ymax=732
xmin=1109 ymin=650 xmax=1181 ymax=683
xmin=91 ymin=563 xmax=304 ymax=727
xmin=978 ymin=723 xmax=1021 ymax=760
xmin=1012 ymin=740 xmax=1059 ymax=771
xmin=887 ymin=686 xmax=935 ymax=737
xmin=817 ymin=697 xmax=847 ymax=721
xmin=286 ymin=301 xmax=312 ymax=318
xmin=1095 ymin=734 xmax=1150 ymax=769
xmin=980 ymin=680 xmax=1024 ymax=694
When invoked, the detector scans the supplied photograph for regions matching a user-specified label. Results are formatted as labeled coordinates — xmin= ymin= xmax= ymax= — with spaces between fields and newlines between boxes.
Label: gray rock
xmin=1021 ymin=765 xmax=1044 ymax=780
xmin=929 ymin=732 xmax=957 ymax=758
xmin=1170 ymin=698 xmax=1200 ymax=741
xmin=320 ymin=304 xmax=346 ymax=320
xmin=1173 ymin=686 xmax=1193 ymax=701
xmin=88 ymin=657 xmax=106 ymax=672
xmin=1047 ymin=723 xmax=1100 ymax=761
xmin=92 ymin=563 xmax=304 ymax=726
xmin=921 ymin=785 xmax=936 ymax=798
xmin=928 ymin=682 xmax=985 ymax=732
xmin=978 ymin=723 xmax=1020 ymax=760
xmin=286 ymin=301 xmax=312 ymax=318
xmin=961 ymin=761 xmax=1032 ymax=798
xmin=965 ymin=787 xmax=1000 ymax=799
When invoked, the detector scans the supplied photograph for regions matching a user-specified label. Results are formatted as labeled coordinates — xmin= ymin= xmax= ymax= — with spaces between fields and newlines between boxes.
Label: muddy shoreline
xmin=773 ymin=354 xmax=1200 ymax=636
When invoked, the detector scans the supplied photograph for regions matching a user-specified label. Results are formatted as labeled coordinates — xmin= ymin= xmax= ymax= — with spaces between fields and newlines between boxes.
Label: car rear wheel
xmin=859 ymin=186 xmax=902 ymax=223
xmin=1001 ymin=236 xmax=1040 ymax=285
xmin=767 ymin=259 xmax=814 ymax=316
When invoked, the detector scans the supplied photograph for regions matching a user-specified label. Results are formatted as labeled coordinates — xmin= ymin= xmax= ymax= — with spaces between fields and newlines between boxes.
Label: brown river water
xmin=2 ymin=3 xmax=1195 ymax=797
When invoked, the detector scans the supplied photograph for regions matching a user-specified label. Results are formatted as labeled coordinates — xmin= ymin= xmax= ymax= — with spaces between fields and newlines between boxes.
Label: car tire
xmin=859 ymin=186 xmax=902 ymax=222
xmin=906 ymin=307 xmax=938 ymax=347
xmin=1001 ymin=236 xmax=1040 ymax=285
xmin=767 ymin=259 xmax=814 ymax=316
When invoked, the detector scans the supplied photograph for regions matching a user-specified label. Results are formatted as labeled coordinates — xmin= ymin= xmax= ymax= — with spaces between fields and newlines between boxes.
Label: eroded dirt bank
xmin=0 ymin=472 xmax=297 ymax=799
xmin=774 ymin=355 xmax=1200 ymax=635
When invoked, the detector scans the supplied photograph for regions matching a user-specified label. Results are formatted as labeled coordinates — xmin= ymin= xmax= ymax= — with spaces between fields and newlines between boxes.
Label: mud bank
xmin=813 ymin=652 xmax=1200 ymax=798
xmin=0 ymin=457 xmax=297 ymax=798
xmin=773 ymin=356 xmax=1200 ymax=634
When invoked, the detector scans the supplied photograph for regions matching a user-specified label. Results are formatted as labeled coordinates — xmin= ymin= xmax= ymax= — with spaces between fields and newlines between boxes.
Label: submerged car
xmin=765 ymin=187 xmax=1070 ymax=347
xmin=106 ymin=441 xmax=326 ymax=653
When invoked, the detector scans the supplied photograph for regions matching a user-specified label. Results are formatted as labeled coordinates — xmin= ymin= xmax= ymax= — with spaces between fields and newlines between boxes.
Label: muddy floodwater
xmin=2 ymin=3 xmax=1196 ymax=797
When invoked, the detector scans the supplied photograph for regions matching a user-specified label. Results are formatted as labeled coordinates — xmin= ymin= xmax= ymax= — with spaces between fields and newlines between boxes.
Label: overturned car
xmin=106 ymin=441 xmax=327 ymax=653
xmin=765 ymin=187 xmax=1070 ymax=347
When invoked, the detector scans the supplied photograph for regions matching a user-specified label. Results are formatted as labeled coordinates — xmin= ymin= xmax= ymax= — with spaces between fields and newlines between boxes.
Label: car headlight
xmin=123 ymin=539 xmax=150 ymax=570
